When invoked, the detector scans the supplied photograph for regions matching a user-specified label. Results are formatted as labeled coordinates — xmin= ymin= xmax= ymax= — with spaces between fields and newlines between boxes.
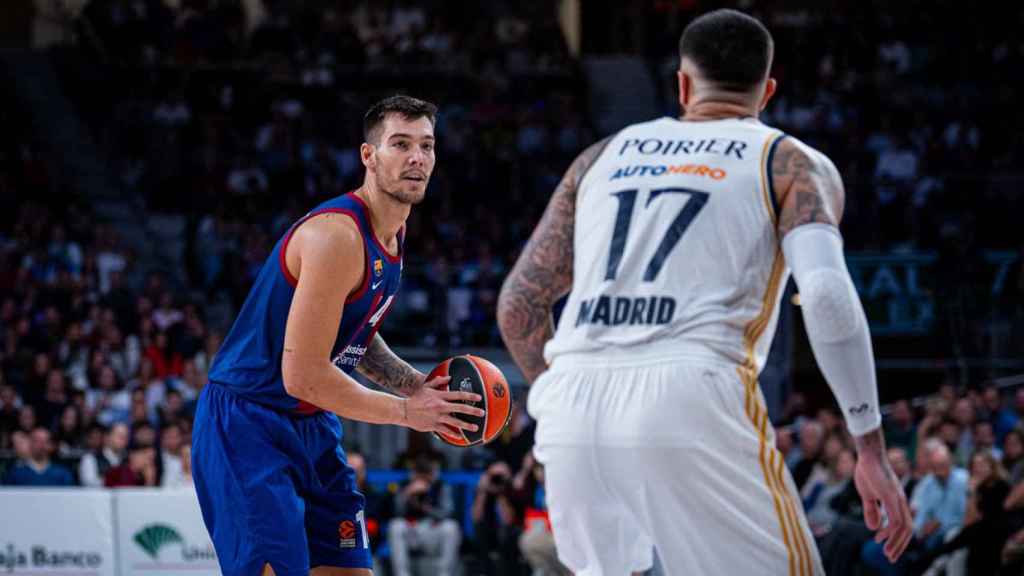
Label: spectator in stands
xmin=388 ymin=455 xmax=460 ymax=576
xmin=348 ymin=451 xmax=392 ymax=551
xmin=105 ymin=443 xmax=158 ymax=488
xmin=862 ymin=442 xmax=968 ymax=574
xmin=888 ymin=447 xmax=918 ymax=498
xmin=79 ymin=422 xmax=128 ymax=487
xmin=804 ymin=448 xmax=856 ymax=537
xmin=981 ymin=386 xmax=1017 ymax=442
xmin=885 ymin=399 xmax=918 ymax=458
xmin=953 ymin=397 xmax=977 ymax=466
xmin=790 ymin=420 xmax=825 ymax=490
xmin=144 ymin=331 xmax=184 ymax=379
xmin=486 ymin=403 xmax=535 ymax=471
xmin=974 ymin=420 xmax=1003 ymax=460
xmin=86 ymin=364 xmax=130 ymax=426
xmin=3 ymin=427 xmax=74 ymax=486
xmin=0 ymin=383 xmax=19 ymax=448
xmin=515 ymin=452 xmax=572 ymax=576
xmin=470 ymin=459 xmax=520 ymax=576
xmin=159 ymin=422 xmax=187 ymax=487
xmin=1004 ymin=430 xmax=1024 ymax=483
xmin=926 ymin=450 xmax=1011 ymax=574
xmin=54 ymin=404 xmax=85 ymax=456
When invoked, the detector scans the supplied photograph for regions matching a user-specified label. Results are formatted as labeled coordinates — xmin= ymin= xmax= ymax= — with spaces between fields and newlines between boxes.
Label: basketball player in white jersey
xmin=497 ymin=9 xmax=913 ymax=576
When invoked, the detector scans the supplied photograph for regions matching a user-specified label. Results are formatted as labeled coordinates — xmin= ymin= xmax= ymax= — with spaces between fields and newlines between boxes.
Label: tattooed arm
xmin=356 ymin=334 xmax=424 ymax=397
xmin=772 ymin=136 xmax=845 ymax=236
xmin=497 ymin=137 xmax=610 ymax=384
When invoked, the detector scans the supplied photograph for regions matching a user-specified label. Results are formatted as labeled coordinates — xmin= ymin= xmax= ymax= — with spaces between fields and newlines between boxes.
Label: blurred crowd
xmin=2 ymin=0 xmax=1024 ymax=575
xmin=776 ymin=382 xmax=1024 ymax=575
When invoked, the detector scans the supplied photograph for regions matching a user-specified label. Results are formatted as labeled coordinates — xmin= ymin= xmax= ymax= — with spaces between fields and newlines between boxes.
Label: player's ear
xmin=758 ymin=77 xmax=777 ymax=112
xmin=360 ymin=142 xmax=376 ymax=170
xmin=677 ymin=70 xmax=691 ymax=110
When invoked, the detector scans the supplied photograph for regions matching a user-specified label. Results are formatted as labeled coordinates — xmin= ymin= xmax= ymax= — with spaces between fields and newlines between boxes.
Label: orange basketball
xmin=428 ymin=354 xmax=512 ymax=447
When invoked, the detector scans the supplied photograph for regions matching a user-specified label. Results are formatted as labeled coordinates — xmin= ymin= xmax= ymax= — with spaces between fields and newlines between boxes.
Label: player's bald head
xmin=679 ymin=9 xmax=774 ymax=94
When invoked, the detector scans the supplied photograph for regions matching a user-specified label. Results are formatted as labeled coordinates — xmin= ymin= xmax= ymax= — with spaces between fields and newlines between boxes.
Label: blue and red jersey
xmin=208 ymin=192 xmax=403 ymax=414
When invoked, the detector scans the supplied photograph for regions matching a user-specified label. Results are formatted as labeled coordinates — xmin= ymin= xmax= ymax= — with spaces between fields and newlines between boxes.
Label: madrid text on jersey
xmin=618 ymin=137 xmax=748 ymax=159
xmin=574 ymin=295 xmax=676 ymax=327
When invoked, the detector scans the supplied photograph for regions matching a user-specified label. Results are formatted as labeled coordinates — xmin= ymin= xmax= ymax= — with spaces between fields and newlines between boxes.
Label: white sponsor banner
xmin=114 ymin=488 xmax=218 ymax=576
xmin=0 ymin=488 xmax=116 ymax=576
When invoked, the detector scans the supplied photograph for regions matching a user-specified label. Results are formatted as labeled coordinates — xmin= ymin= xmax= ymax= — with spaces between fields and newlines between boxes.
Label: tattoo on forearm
xmin=497 ymin=137 xmax=611 ymax=384
xmin=357 ymin=334 xmax=422 ymax=396
xmin=854 ymin=427 xmax=886 ymax=458
xmin=774 ymin=138 xmax=845 ymax=238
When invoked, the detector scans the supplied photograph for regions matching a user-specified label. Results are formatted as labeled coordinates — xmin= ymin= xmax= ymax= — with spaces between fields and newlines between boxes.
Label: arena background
xmin=0 ymin=1 xmax=1022 ymax=575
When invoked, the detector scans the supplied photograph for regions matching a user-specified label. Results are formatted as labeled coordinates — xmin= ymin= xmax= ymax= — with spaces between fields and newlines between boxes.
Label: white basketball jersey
xmin=544 ymin=117 xmax=789 ymax=374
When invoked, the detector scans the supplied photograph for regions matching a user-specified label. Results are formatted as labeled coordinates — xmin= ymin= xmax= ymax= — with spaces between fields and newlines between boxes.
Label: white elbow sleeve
xmin=782 ymin=224 xmax=881 ymax=436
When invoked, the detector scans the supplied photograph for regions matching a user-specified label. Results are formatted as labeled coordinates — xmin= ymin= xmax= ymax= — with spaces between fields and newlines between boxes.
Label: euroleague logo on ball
xmin=492 ymin=381 xmax=505 ymax=398
xmin=458 ymin=377 xmax=473 ymax=393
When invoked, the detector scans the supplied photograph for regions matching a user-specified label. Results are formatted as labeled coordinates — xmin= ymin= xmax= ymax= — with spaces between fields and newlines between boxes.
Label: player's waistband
xmin=546 ymin=347 xmax=743 ymax=372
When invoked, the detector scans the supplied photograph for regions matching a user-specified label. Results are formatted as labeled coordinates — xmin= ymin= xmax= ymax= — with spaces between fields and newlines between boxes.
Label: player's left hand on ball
xmin=403 ymin=379 xmax=485 ymax=434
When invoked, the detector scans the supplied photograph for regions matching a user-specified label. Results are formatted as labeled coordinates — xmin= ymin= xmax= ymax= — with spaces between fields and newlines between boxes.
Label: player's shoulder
xmin=291 ymin=210 xmax=363 ymax=259
xmin=771 ymin=135 xmax=841 ymax=187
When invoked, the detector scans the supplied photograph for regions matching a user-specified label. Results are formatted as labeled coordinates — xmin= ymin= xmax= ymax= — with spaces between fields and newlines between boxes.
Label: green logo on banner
xmin=133 ymin=524 xmax=184 ymax=559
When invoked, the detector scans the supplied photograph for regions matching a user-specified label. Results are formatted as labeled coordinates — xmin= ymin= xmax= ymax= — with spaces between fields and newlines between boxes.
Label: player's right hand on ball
xmin=402 ymin=375 xmax=485 ymax=434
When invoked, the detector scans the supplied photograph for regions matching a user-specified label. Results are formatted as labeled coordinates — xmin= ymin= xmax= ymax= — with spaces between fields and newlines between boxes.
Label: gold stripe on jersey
xmin=759 ymin=132 xmax=785 ymax=227
xmin=738 ymin=251 xmax=815 ymax=576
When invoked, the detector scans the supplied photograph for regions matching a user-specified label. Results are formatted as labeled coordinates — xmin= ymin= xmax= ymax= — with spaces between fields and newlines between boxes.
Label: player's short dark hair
xmin=678 ymin=9 xmax=774 ymax=92
xmin=363 ymin=95 xmax=438 ymax=144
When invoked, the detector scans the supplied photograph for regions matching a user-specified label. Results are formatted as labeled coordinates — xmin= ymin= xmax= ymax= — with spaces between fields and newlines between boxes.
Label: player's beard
xmin=378 ymin=172 xmax=427 ymax=205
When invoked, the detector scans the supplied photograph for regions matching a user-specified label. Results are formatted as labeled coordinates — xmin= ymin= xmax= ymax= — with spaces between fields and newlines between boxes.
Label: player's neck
xmin=354 ymin=187 xmax=408 ymax=244
xmin=680 ymin=99 xmax=759 ymax=122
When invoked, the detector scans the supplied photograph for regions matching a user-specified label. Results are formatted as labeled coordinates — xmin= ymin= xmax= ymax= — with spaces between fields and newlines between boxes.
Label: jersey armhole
xmin=278 ymin=208 xmax=370 ymax=302
xmin=761 ymin=132 xmax=788 ymax=227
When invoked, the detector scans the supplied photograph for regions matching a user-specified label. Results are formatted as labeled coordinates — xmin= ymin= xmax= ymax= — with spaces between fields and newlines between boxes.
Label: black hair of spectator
xmin=678 ymin=9 xmax=773 ymax=93
xmin=363 ymin=95 xmax=438 ymax=145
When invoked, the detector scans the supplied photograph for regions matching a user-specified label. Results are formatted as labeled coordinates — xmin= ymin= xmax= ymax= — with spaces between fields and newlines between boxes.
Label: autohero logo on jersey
xmin=1 ymin=543 xmax=103 ymax=573
xmin=610 ymin=163 xmax=727 ymax=181
xmin=575 ymin=295 xmax=676 ymax=328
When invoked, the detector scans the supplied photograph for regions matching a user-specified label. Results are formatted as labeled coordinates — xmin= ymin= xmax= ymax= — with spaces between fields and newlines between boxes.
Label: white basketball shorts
xmin=527 ymin=353 xmax=824 ymax=576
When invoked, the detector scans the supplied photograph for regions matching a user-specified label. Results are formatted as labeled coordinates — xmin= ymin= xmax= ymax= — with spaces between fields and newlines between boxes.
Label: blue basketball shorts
xmin=192 ymin=383 xmax=372 ymax=576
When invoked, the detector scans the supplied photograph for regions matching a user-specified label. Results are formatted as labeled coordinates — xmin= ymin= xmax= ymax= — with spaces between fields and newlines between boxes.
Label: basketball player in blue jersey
xmin=498 ymin=10 xmax=913 ymax=576
xmin=192 ymin=95 xmax=485 ymax=576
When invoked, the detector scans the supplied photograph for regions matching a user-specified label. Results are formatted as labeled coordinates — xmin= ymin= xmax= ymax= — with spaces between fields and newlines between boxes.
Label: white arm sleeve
xmin=782 ymin=223 xmax=881 ymax=436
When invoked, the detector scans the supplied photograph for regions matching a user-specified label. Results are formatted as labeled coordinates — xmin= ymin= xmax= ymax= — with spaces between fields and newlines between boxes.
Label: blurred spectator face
xmin=939 ymin=384 xmax=956 ymax=405
xmin=30 ymin=428 xmax=52 ymax=461
xmin=165 ymin=391 xmax=183 ymax=416
xmin=939 ymin=420 xmax=960 ymax=446
xmin=12 ymin=430 xmax=31 ymax=460
xmin=891 ymin=400 xmax=912 ymax=426
xmin=0 ymin=384 xmax=16 ymax=409
xmin=161 ymin=425 xmax=182 ymax=455
xmin=835 ymin=450 xmax=856 ymax=479
xmin=130 ymin=400 xmax=148 ymax=425
xmin=953 ymin=398 xmax=974 ymax=427
xmin=1005 ymin=431 xmax=1024 ymax=462
xmin=823 ymin=435 xmax=844 ymax=464
xmin=45 ymin=370 xmax=66 ymax=399
xmin=133 ymin=424 xmax=156 ymax=448
xmin=155 ymin=332 xmax=169 ymax=349
xmin=108 ymin=423 xmax=129 ymax=453
xmin=33 ymin=353 xmax=50 ymax=377
xmin=85 ymin=427 xmax=104 ymax=451
xmin=817 ymin=409 xmax=840 ymax=433
xmin=929 ymin=445 xmax=953 ymax=481
xmin=970 ymin=453 xmax=994 ymax=483
xmin=129 ymin=446 xmax=156 ymax=473
xmin=888 ymin=447 xmax=910 ymax=478
xmin=799 ymin=422 xmax=824 ymax=457
xmin=60 ymin=405 xmax=78 ymax=431
xmin=364 ymin=114 xmax=435 ymax=205
xmin=18 ymin=405 xmax=36 ymax=431
xmin=983 ymin=387 xmax=1002 ymax=413
xmin=98 ymin=366 xmax=118 ymax=390
xmin=974 ymin=421 xmax=995 ymax=449
xmin=349 ymin=453 xmax=366 ymax=487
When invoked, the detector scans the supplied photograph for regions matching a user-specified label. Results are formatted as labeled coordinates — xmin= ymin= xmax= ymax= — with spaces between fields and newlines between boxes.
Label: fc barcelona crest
xmin=374 ymin=259 xmax=383 ymax=277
